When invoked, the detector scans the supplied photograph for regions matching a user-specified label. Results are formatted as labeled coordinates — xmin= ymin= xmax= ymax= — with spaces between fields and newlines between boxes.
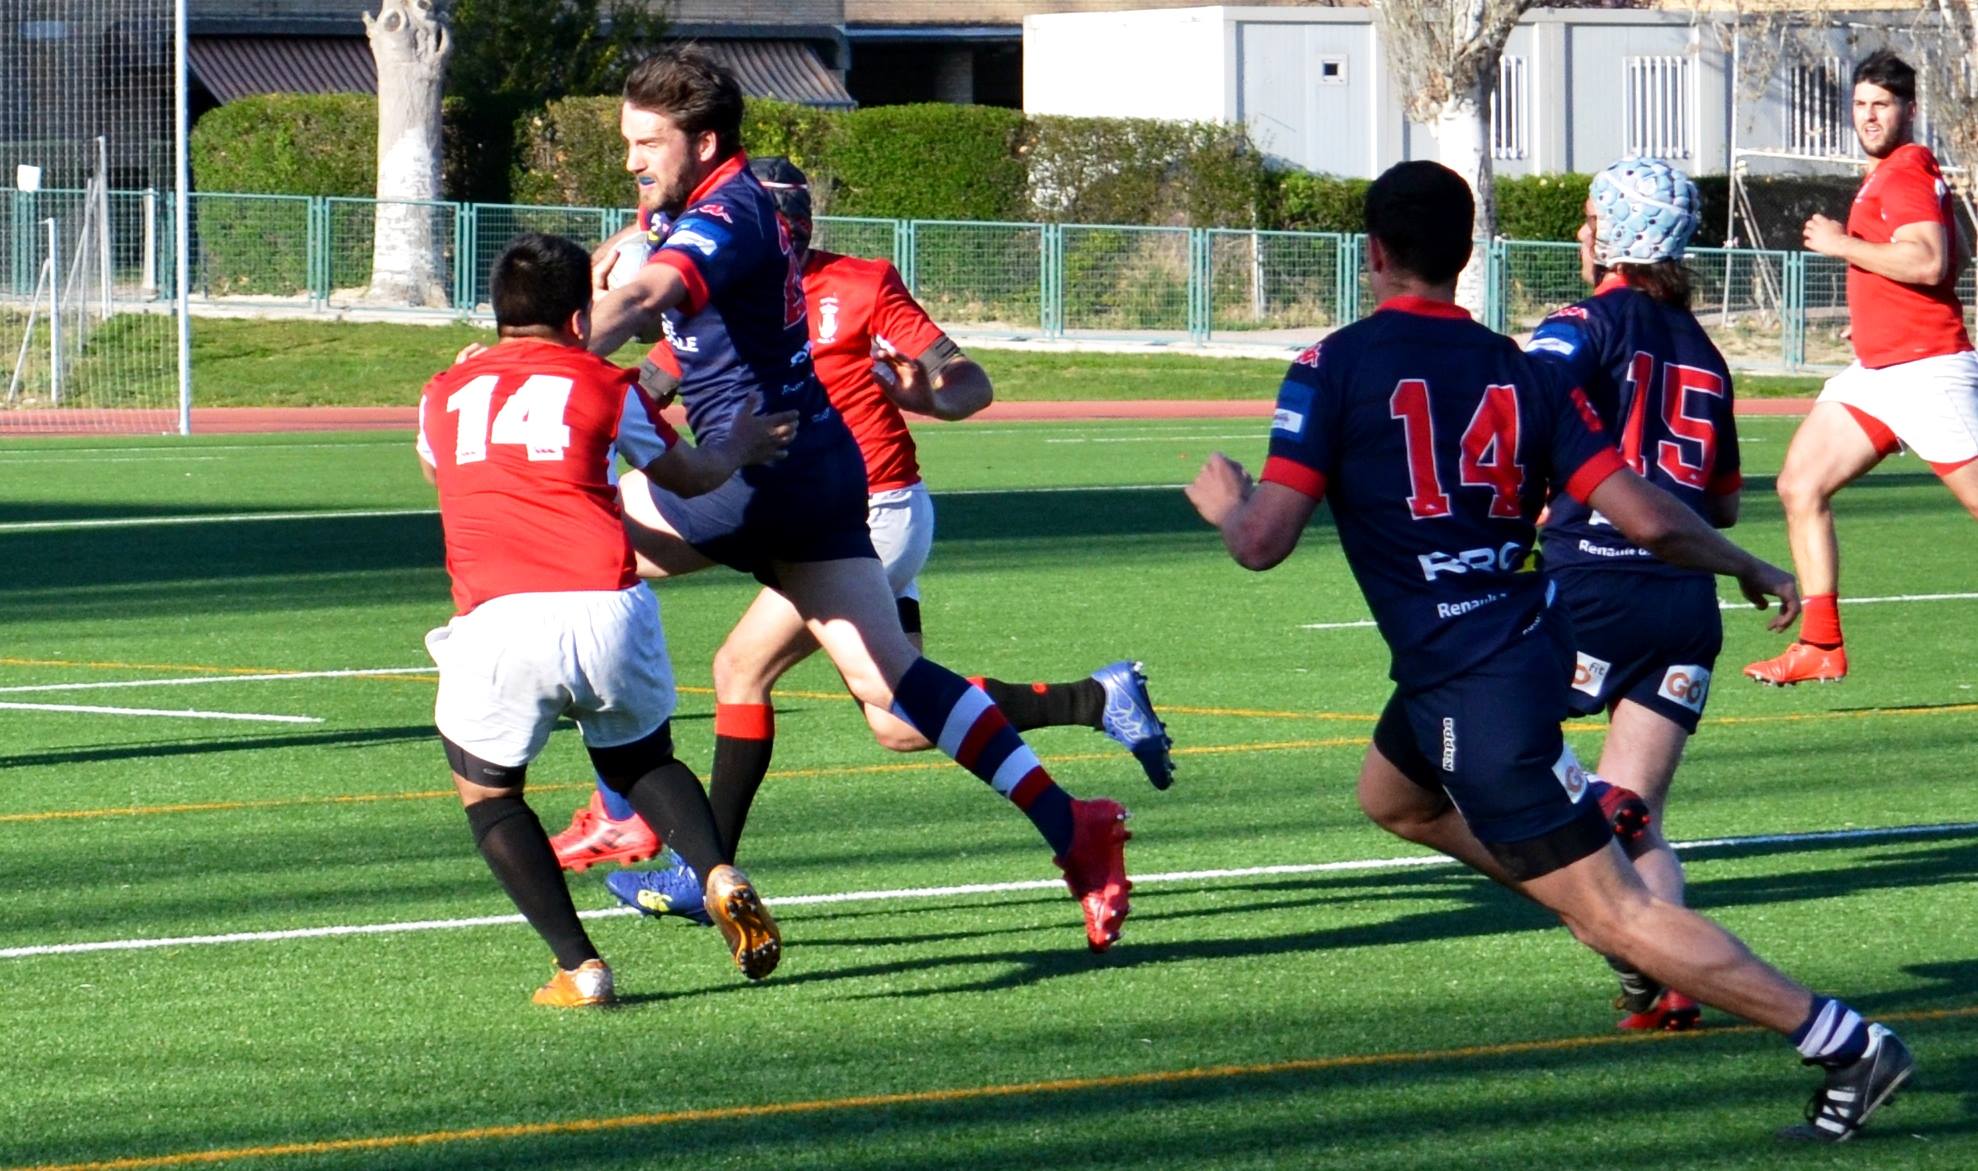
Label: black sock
xmin=709 ymin=703 xmax=775 ymax=861
xmin=466 ymin=796 xmax=596 ymax=970
xmin=618 ymin=759 xmax=728 ymax=879
xmin=972 ymin=677 xmax=1105 ymax=732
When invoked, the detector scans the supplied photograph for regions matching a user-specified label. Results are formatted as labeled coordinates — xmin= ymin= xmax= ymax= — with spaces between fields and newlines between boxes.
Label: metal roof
xmin=188 ymin=35 xmax=376 ymax=103
xmin=189 ymin=34 xmax=851 ymax=110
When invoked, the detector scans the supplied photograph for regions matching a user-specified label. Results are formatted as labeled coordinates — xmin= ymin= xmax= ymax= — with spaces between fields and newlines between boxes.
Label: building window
xmin=1316 ymin=55 xmax=1347 ymax=86
xmin=1490 ymin=55 xmax=1527 ymax=160
xmin=1787 ymin=56 xmax=1854 ymax=158
xmin=1624 ymin=55 xmax=1692 ymax=159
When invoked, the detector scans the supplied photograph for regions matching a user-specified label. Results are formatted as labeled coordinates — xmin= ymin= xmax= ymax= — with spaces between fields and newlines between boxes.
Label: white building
xmin=1023 ymin=5 xmax=1956 ymax=178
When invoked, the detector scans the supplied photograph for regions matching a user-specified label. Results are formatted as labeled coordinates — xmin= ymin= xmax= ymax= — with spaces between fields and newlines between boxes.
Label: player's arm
xmin=1804 ymin=215 xmax=1949 ymax=286
xmin=1189 ymin=456 xmax=1318 ymax=570
xmin=874 ymin=346 xmax=993 ymax=421
xmin=588 ymin=262 xmax=689 ymax=357
xmin=640 ymin=392 xmax=798 ymax=498
xmin=1584 ymin=470 xmax=1795 ymax=628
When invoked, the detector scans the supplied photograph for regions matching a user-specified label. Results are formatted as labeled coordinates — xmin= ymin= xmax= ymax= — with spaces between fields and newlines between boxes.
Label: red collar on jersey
xmin=1593 ymin=272 xmax=1631 ymax=296
xmin=1377 ymin=294 xmax=1471 ymax=320
xmin=684 ymin=152 xmax=750 ymax=210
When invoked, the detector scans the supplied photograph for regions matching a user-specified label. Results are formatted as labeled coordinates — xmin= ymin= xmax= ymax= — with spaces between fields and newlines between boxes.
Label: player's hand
xmin=725 ymin=392 xmax=799 ymax=466
xmin=1186 ymin=453 xmax=1254 ymax=528
xmin=1803 ymin=214 xmax=1848 ymax=257
xmin=454 ymin=341 xmax=488 ymax=365
xmin=872 ymin=345 xmax=935 ymax=414
xmin=1736 ymin=558 xmax=1802 ymax=632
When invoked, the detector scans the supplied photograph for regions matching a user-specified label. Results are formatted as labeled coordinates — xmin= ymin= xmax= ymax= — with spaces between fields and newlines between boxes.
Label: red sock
xmin=1800 ymin=594 xmax=1843 ymax=649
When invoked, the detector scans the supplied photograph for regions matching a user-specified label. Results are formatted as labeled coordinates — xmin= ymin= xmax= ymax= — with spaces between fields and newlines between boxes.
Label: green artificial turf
xmin=169 ymin=316 xmax=1822 ymax=407
xmin=0 ymin=414 xmax=1971 ymax=1170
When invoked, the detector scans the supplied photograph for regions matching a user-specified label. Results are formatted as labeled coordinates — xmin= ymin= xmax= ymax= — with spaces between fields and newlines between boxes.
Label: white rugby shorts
xmin=868 ymin=482 xmax=935 ymax=601
xmin=1819 ymin=349 xmax=1978 ymax=469
xmin=425 ymin=584 xmax=676 ymax=768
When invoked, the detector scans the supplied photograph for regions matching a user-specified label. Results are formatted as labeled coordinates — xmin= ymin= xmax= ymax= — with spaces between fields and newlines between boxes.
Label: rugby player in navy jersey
xmin=1187 ymin=161 xmax=1912 ymax=1141
xmin=1523 ymin=159 xmax=1739 ymax=1031
xmin=578 ymin=49 xmax=1132 ymax=952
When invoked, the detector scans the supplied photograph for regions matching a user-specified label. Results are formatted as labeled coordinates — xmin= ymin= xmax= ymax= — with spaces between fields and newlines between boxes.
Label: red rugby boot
xmin=549 ymin=791 xmax=660 ymax=873
xmin=1055 ymin=798 xmax=1132 ymax=951
xmin=1745 ymin=642 xmax=1848 ymax=686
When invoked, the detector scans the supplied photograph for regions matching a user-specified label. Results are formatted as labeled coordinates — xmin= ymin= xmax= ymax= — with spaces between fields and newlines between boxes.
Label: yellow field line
xmin=16 ymin=1003 xmax=1975 ymax=1171
xmin=0 ymin=739 xmax=1358 ymax=826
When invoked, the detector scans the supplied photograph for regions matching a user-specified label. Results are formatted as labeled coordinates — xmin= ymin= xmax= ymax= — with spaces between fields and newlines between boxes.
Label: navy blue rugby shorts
xmin=1550 ymin=567 xmax=1722 ymax=734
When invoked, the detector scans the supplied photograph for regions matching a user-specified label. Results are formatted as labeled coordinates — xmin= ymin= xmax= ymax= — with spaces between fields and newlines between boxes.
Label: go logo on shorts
xmin=1657 ymin=664 xmax=1711 ymax=713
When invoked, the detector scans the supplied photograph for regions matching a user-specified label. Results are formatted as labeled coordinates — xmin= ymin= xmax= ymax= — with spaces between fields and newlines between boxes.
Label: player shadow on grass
xmin=0 ymin=724 xmax=436 ymax=770
xmin=709 ymin=833 xmax=1978 ymax=1001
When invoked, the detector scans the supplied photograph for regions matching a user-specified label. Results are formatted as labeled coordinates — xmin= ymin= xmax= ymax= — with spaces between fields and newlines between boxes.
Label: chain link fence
xmin=37 ymin=187 xmax=1978 ymax=373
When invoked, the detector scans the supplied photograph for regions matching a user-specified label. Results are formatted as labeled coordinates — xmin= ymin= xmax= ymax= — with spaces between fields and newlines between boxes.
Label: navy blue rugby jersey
xmin=1263 ymin=296 xmax=1626 ymax=690
xmin=648 ymin=153 xmax=838 ymax=456
xmin=1526 ymin=275 xmax=1741 ymax=577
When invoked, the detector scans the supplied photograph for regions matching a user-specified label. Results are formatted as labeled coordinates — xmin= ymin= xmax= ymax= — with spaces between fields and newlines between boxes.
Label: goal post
xmin=1 ymin=0 xmax=190 ymax=434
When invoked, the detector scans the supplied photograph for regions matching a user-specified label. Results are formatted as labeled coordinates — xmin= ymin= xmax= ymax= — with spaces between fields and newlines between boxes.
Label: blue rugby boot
xmin=606 ymin=854 xmax=712 ymax=927
xmin=1092 ymin=660 xmax=1174 ymax=790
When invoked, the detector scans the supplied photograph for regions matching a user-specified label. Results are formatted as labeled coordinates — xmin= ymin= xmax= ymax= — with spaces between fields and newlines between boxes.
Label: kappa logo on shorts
xmin=1658 ymin=664 xmax=1711 ymax=713
xmin=1551 ymin=745 xmax=1590 ymax=802
xmin=1439 ymin=717 xmax=1457 ymax=772
xmin=1571 ymin=651 xmax=1611 ymax=697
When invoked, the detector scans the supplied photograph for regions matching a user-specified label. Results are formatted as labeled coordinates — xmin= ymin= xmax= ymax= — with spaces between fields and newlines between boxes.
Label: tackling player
xmin=1187 ymin=162 xmax=1912 ymax=1142
xmin=552 ymin=157 xmax=1173 ymax=905
xmin=418 ymin=233 xmax=792 ymax=1002
xmin=577 ymin=50 xmax=1133 ymax=951
xmin=1523 ymin=158 xmax=1740 ymax=1030
xmin=1746 ymin=50 xmax=1978 ymax=684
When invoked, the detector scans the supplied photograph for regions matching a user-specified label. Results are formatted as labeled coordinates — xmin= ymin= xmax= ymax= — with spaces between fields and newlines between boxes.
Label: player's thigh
xmin=1937 ymin=455 xmax=1978 ymax=519
xmin=868 ymin=485 xmax=936 ymax=599
xmin=714 ymin=587 xmax=821 ymax=693
xmin=1783 ymin=384 xmax=1890 ymax=500
xmin=1517 ymin=836 xmax=1656 ymax=947
xmin=1357 ymin=694 xmax=1452 ymax=826
xmin=1597 ymin=701 xmax=1691 ymax=814
xmin=618 ymin=469 xmax=717 ymax=579
xmin=775 ymin=555 xmax=922 ymax=695
xmin=561 ymin=586 xmax=679 ymax=750
xmin=425 ymin=600 xmax=570 ymax=768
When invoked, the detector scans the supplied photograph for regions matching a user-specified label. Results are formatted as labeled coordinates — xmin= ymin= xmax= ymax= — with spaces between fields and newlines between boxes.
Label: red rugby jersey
xmin=1845 ymin=144 xmax=1972 ymax=369
xmin=418 ymin=339 xmax=674 ymax=614
xmin=803 ymin=250 xmax=952 ymax=492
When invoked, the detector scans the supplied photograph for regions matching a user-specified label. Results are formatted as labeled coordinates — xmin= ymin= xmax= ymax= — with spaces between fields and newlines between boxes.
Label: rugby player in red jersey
xmin=1188 ymin=162 xmax=1912 ymax=1142
xmin=418 ymin=233 xmax=794 ymax=1001
xmin=554 ymin=158 xmax=1173 ymax=895
xmin=563 ymin=51 xmax=1133 ymax=951
xmin=1746 ymin=51 xmax=1978 ymax=685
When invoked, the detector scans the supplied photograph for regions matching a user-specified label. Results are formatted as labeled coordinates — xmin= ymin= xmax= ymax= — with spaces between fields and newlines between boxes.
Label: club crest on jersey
xmin=1572 ymin=652 xmax=1611 ymax=698
xmin=692 ymin=202 xmax=733 ymax=223
xmin=817 ymin=294 xmax=841 ymax=343
xmin=1657 ymin=664 xmax=1711 ymax=713
xmin=1294 ymin=342 xmax=1324 ymax=368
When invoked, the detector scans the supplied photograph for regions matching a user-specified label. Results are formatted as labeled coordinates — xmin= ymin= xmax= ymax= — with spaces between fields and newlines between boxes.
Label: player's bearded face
xmin=1851 ymin=83 xmax=1911 ymax=159
xmin=621 ymin=105 xmax=703 ymax=219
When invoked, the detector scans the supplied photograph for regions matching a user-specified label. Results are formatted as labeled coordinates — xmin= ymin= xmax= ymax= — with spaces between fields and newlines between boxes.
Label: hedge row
xmin=191 ymin=93 xmax=1865 ymax=247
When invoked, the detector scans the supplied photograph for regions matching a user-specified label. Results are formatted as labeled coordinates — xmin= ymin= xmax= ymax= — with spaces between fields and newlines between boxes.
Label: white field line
xmin=1299 ymin=591 xmax=1978 ymax=631
xmin=0 ymin=455 xmax=228 ymax=465
xmin=0 ymin=440 xmax=407 ymax=458
xmin=3 ymin=819 xmax=1971 ymax=961
xmin=0 ymin=666 xmax=433 ymax=695
xmin=0 ymin=508 xmax=435 ymax=533
xmin=0 ymin=701 xmax=320 ymax=724
xmin=1042 ymin=433 xmax=1257 ymax=445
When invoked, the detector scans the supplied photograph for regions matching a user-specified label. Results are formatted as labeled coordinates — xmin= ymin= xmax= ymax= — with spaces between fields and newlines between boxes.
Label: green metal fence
xmin=14 ymin=188 xmax=1977 ymax=372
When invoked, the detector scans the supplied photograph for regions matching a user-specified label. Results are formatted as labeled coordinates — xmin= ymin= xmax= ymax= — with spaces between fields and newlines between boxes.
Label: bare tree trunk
xmin=365 ymin=0 xmax=452 ymax=307
xmin=1431 ymin=70 xmax=1497 ymax=316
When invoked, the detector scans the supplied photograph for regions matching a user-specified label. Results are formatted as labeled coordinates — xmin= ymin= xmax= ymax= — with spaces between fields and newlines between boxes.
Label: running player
xmin=577 ymin=50 xmax=1133 ymax=951
xmin=1522 ymin=158 xmax=1739 ymax=1030
xmin=1746 ymin=50 xmax=1978 ymax=684
xmin=551 ymin=157 xmax=1172 ymax=887
xmin=418 ymin=233 xmax=793 ymax=1001
xmin=1188 ymin=161 xmax=1912 ymax=1142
